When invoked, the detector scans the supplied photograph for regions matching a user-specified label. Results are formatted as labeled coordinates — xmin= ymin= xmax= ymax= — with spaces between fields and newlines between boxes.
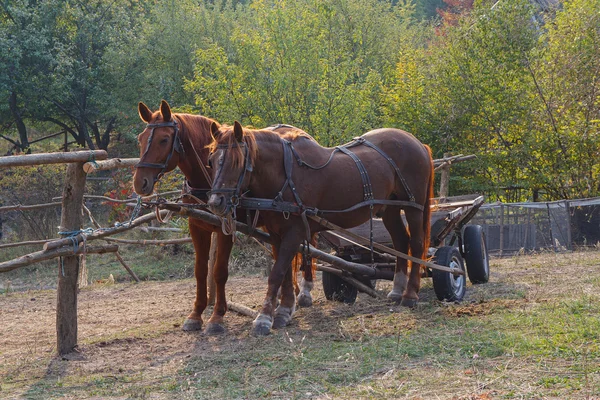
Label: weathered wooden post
xmin=56 ymin=162 xmax=87 ymax=355
xmin=439 ymin=152 xmax=451 ymax=198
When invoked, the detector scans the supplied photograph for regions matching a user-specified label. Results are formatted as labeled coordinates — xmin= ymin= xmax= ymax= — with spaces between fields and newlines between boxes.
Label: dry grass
xmin=0 ymin=250 xmax=599 ymax=399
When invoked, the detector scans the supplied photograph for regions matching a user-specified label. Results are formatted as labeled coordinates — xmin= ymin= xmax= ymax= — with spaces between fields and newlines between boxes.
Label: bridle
xmin=208 ymin=140 xmax=253 ymax=217
xmin=135 ymin=119 xmax=183 ymax=184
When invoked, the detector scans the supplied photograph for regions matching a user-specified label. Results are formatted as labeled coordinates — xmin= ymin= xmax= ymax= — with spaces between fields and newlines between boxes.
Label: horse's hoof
xmin=400 ymin=297 xmax=418 ymax=308
xmin=297 ymin=293 xmax=313 ymax=308
xmin=272 ymin=314 xmax=291 ymax=329
xmin=252 ymin=314 xmax=273 ymax=336
xmin=205 ymin=323 xmax=226 ymax=336
xmin=182 ymin=318 xmax=203 ymax=332
xmin=387 ymin=290 xmax=403 ymax=303
xmin=252 ymin=323 xmax=272 ymax=336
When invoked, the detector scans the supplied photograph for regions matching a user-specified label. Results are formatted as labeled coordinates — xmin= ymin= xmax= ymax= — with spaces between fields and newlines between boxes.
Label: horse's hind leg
xmin=205 ymin=231 xmax=233 ymax=335
xmin=296 ymin=234 xmax=317 ymax=308
xmin=401 ymin=209 xmax=426 ymax=307
xmin=183 ymin=222 xmax=211 ymax=331
xmin=382 ymin=207 xmax=410 ymax=303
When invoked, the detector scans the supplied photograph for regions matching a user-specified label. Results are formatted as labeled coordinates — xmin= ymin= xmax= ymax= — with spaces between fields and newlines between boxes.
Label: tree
xmin=0 ymin=0 xmax=58 ymax=153
xmin=186 ymin=0 xmax=416 ymax=144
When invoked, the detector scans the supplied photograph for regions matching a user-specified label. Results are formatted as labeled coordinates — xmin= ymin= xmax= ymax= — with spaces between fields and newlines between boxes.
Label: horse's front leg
xmin=253 ymin=227 xmax=304 ymax=336
xmin=182 ymin=221 xmax=212 ymax=331
xmin=205 ymin=231 xmax=233 ymax=335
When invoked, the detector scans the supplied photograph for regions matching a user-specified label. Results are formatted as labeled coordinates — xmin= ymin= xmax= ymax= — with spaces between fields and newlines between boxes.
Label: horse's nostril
xmin=142 ymin=178 xmax=149 ymax=190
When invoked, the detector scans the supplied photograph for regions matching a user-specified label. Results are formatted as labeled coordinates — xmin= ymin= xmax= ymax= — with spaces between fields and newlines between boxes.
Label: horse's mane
xmin=209 ymin=125 xmax=312 ymax=170
xmin=174 ymin=113 xmax=219 ymax=150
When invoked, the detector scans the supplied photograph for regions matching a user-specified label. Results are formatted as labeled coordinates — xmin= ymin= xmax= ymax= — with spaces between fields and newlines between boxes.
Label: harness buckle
xmin=282 ymin=211 xmax=290 ymax=220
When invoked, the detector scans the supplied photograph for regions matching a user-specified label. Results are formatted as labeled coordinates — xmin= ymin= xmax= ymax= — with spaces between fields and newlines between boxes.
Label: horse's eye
xmin=160 ymin=138 xmax=169 ymax=145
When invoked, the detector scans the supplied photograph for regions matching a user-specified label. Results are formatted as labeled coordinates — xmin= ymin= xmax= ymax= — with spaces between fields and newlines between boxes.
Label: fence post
xmin=438 ymin=152 xmax=451 ymax=198
xmin=499 ymin=203 xmax=504 ymax=256
xmin=565 ymin=200 xmax=572 ymax=250
xmin=56 ymin=162 xmax=86 ymax=355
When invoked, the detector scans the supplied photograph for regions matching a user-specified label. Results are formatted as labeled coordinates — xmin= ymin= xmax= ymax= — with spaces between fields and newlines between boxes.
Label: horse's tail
xmin=422 ymin=144 xmax=434 ymax=260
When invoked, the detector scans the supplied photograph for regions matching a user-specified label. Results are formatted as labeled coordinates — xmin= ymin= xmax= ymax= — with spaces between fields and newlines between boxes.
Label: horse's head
xmin=133 ymin=100 xmax=183 ymax=195
xmin=207 ymin=121 xmax=256 ymax=217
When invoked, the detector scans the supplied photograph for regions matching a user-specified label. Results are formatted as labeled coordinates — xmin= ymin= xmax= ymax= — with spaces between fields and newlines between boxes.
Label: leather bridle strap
xmin=208 ymin=141 xmax=253 ymax=212
xmin=135 ymin=119 xmax=183 ymax=183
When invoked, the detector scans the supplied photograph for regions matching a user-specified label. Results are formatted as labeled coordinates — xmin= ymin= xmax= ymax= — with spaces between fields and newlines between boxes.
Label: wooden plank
xmin=0 ymin=150 xmax=107 ymax=168
xmin=0 ymin=244 xmax=119 ymax=273
xmin=0 ymin=202 xmax=62 ymax=213
xmin=43 ymin=211 xmax=169 ymax=252
xmin=83 ymin=158 xmax=139 ymax=173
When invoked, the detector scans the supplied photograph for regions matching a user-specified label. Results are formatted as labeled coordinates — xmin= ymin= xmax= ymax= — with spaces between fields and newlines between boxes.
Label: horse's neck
xmin=251 ymin=135 xmax=333 ymax=197
xmin=177 ymin=114 xmax=212 ymax=188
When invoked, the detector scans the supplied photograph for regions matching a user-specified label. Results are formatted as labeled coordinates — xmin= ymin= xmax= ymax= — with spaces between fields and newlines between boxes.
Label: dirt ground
xmin=1 ymin=251 xmax=599 ymax=399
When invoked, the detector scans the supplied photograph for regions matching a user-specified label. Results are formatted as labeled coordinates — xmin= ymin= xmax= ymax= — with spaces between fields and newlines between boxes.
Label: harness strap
xmin=276 ymin=140 xmax=304 ymax=207
xmin=353 ymin=137 xmax=416 ymax=202
xmin=183 ymin=180 xmax=210 ymax=202
xmin=337 ymin=145 xmax=374 ymax=201
xmin=240 ymin=197 xmax=424 ymax=214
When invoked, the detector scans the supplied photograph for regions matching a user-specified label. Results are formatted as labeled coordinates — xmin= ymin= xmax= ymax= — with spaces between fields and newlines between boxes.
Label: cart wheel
xmin=431 ymin=246 xmax=466 ymax=302
xmin=463 ymin=225 xmax=490 ymax=284
xmin=322 ymin=270 xmax=357 ymax=304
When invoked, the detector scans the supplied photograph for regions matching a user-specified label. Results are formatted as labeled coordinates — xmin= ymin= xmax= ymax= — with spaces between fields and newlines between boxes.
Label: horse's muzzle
xmin=208 ymin=193 xmax=228 ymax=217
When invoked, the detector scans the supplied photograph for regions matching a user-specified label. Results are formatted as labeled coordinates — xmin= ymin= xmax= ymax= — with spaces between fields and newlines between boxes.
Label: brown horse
xmin=208 ymin=121 xmax=434 ymax=335
xmin=132 ymin=101 xmax=316 ymax=335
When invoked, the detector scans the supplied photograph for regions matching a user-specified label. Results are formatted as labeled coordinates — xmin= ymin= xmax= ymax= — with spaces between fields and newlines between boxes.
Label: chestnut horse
xmin=132 ymin=101 xmax=316 ymax=335
xmin=208 ymin=121 xmax=434 ymax=335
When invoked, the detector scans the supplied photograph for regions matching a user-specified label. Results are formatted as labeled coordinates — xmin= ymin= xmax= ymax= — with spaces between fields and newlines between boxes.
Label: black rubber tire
xmin=431 ymin=246 xmax=466 ymax=302
xmin=463 ymin=225 xmax=490 ymax=284
xmin=322 ymin=270 xmax=358 ymax=304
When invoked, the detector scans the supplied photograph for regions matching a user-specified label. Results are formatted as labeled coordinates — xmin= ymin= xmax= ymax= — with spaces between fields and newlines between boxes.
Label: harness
xmin=135 ymin=119 xmax=183 ymax=184
xmin=235 ymin=137 xmax=424 ymax=215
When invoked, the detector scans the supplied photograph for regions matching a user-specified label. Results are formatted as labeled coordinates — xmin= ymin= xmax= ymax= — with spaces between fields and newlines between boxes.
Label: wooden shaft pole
xmin=56 ymin=162 xmax=86 ymax=355
xmin=0 ymin=150 xmax=107 ymax=168
xmin=309 ymin=215 xmax=464 ymax=276
xmin=207 ymin=232 xmax=218 ymax=306
xmin=317 ymin=264 xmax=384 ymax=299
xmin=228 ymin=301 xmax=259 ymax=318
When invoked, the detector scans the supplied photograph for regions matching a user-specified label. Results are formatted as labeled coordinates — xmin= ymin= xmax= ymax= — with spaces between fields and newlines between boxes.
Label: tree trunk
xmin=8 ymin=91 xmax=29 ymax=152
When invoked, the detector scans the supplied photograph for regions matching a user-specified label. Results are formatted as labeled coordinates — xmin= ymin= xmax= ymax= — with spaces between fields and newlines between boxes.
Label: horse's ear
xmin=160 ymin=99 xmax=172 ymax=122
xmin=138 ymin=102 xmax=153 ymax=123
xmin=233 ymin=121 xmax=244 ymax=142
xmin=210 ymin=122 xmax=220 ymax=140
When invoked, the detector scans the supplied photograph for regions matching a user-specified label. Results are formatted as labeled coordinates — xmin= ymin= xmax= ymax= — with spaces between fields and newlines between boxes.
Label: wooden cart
xmin=319 ymin=194 xmax=489 ymax=303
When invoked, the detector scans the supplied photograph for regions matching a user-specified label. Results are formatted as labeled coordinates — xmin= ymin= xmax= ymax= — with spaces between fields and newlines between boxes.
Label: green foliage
xmin=185 ymin=0 xmax=416 ymax=145
xmin=0 ymin=0 xmax=598 ymax=201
